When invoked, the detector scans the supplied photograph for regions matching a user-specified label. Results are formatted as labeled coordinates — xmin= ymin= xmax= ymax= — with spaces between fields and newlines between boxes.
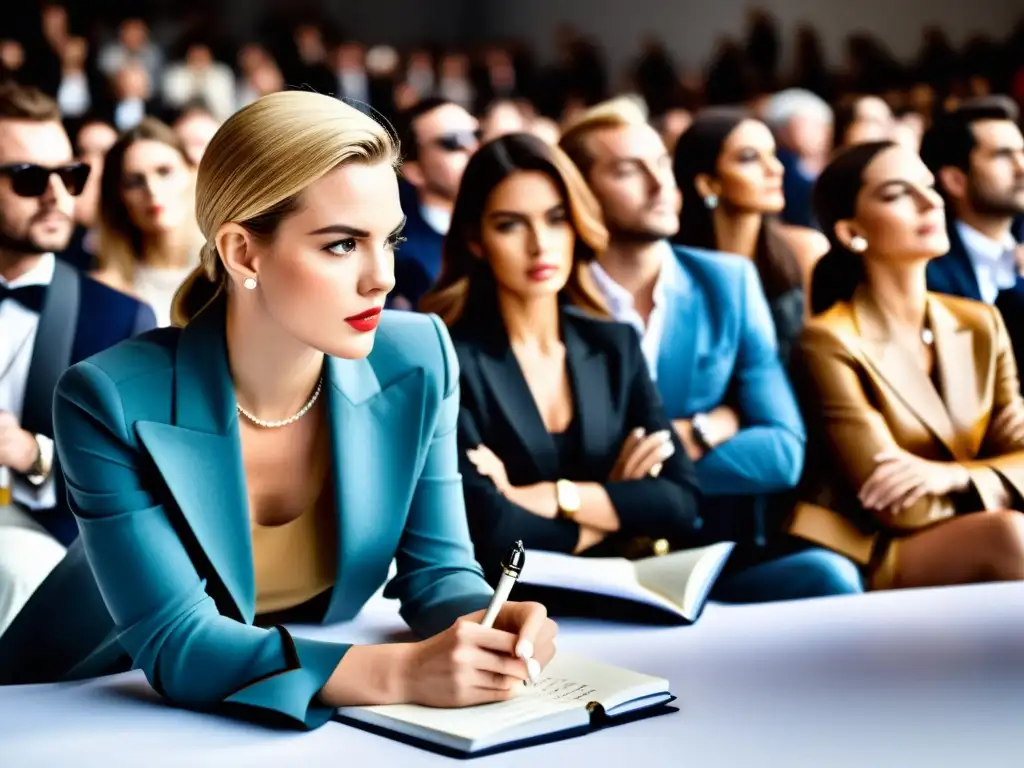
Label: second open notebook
xmin=335 ymin=652 xmax=675 ymax=757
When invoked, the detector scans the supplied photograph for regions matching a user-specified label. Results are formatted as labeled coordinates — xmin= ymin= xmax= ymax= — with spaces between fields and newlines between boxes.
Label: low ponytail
xmin=808 ymin=246 xmax=863 ymax=316
xmin=169 ymin=241 xmax=225 ymax=327
xmin=809 ymin=140 xmax=898 ymax=316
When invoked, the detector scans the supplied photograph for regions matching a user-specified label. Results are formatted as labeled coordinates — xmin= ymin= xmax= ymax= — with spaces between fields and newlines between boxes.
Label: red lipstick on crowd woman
xmin=345 ymin=307 xmax=382 ymax=332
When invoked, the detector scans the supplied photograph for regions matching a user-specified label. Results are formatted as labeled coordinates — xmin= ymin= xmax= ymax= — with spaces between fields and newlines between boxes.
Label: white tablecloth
xmin=1 ymin=583 xmax=1022 ymax=767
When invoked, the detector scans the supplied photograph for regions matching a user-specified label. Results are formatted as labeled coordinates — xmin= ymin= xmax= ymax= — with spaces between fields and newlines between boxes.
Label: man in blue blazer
xmin=0 ymin=82 xmax=155 ymax=634
xmin=561 ymin=100 xmax=863 ymax=601
xmin=921 ymin=98 xmax=1024 ymax=386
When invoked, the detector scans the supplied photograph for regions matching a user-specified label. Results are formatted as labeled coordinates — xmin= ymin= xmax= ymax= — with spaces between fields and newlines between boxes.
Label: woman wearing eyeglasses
xmin=90 ymin=117 xmax=204 ymax=326
xmin=0 ymin=82 xmax=154 ymax=636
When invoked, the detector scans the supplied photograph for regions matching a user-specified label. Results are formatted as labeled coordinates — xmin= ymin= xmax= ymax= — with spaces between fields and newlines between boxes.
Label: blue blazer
xmin=926 ymin=222 xmax=1024 ymax=392
xmin=23 ymin=259 xmax=155 ymax=544
xmin=656 ymin=247 xmax=806 ymax=501
xmin=0 ymin=299 xmax=492 ymax=729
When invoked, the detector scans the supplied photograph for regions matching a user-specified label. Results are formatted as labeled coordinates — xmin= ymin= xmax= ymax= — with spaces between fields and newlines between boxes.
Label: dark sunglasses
xmin=431 ymin=130 xmax=481 ymax=152
xmin=0 ymin=162 xmax=91 ymax=197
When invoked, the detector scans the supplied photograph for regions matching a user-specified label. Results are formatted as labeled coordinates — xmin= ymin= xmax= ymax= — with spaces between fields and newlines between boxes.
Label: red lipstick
xmin=345 ymin=306 xmax=382 ymax=332
xmin=527 ymin=264 xmax=558 ymax=282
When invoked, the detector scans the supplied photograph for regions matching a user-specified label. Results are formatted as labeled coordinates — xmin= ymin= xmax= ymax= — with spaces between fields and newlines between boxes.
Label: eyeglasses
xmin=431 ymin=131 xmax=481 ymax=152
xmin=0 ymin=162 xmax=91 ymax=198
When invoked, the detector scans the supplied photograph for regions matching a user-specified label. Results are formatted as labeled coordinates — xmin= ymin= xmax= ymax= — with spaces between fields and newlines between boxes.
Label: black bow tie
xmin=0 ymin=284 xmax=46 ymax=312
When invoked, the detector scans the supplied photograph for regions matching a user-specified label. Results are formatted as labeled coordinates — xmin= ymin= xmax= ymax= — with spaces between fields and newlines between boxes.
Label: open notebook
xmin=518 ymin=542 xmax=735 ymax=623
xmin=336 ymin=652 xmax=674 ymax=757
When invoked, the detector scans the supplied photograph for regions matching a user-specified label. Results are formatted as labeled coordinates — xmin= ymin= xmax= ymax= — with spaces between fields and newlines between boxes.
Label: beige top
xmin=251 ymin=483 xmax=337 ymax=616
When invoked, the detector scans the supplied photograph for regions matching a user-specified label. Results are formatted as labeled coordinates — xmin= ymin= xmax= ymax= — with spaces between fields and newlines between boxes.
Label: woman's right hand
xmin=609 ymin=428 xmax=674 ymax=481
xmin=401 ymin=616 xmax=531 ymax=707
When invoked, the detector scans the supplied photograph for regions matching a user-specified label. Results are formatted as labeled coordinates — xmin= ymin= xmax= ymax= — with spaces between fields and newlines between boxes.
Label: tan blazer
xmin=789 ymin=287 xmax=1024 ymax=568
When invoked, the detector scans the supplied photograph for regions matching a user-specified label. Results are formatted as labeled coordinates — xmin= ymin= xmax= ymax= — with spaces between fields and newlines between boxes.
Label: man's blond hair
xmin=559 ymin=97 xmax=648 ymax=176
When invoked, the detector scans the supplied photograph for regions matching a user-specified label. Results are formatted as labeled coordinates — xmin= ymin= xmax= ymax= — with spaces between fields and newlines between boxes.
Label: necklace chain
xmin=236 ymin=376 xmax=324 ymax=429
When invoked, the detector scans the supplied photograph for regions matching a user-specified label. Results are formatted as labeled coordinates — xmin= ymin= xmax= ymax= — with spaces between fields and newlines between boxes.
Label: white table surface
xmin=1 ymin=583 xmax=1022 ymax=768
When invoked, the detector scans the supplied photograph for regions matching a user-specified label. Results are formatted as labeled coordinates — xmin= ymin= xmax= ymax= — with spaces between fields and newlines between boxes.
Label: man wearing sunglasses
xmin=391 ymin=97 xmax=480 ymax=309
xmin=0 ymin=82 xmax=156 ymax=636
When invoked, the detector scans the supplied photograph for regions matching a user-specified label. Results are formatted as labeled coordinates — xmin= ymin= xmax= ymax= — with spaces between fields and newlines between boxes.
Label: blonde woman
xmin=0 ymin=92 xmax=557 ymax=728
xmin=93 ymin=118 xmax=203 ymax=325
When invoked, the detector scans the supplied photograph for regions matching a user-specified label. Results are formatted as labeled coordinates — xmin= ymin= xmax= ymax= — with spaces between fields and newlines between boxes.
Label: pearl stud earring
xmin=849 ymin=236 xmax=868 ymax=253
xmin=243 ymin=277 xmax=257 ymax=290
xmin=703 ymin=194 xmax=719 ymax=210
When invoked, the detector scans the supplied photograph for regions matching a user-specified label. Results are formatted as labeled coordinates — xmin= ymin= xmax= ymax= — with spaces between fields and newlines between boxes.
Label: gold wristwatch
xmin=555 ymin=479 xmax=581 ymax=520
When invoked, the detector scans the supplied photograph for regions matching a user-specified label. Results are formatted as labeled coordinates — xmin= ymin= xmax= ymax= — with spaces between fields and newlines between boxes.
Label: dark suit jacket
xmin=20 ymin=259 xmax=155 ymax=544
xmin=393 ymin=211 xmax=445 ymax=310
xmin=926 ymin=221 xmax=1024 ymax=393
xmin=451 ymin=306 xmax=703 ymax=575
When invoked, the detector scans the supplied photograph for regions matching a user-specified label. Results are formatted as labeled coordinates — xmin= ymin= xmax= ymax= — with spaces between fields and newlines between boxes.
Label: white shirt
xmin=0 ymin=255 xmax=57 ymax=510
xmin=114 ymin=98 xmax=146 ymax=132
xmin=957 ymin=221 xmax=1018 ymax=305
xmin=132 ymin=264 xmax=196 ymax=327
xmin=420 ymin=205 xmax=452 ymax=236
xmin=56 ymin=72 xmax=91 ymax=117
xmin=589 ymin=242 xmax=672 ymax=380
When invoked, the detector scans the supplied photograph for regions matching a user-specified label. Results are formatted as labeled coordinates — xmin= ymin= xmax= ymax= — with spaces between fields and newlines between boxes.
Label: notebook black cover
xmin=334 ymin=696 xmax=679 ymax=760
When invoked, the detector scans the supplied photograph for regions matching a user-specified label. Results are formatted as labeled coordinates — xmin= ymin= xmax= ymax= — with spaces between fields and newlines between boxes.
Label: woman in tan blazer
xmin=790 ymin=140 xmax=1024 ymax=590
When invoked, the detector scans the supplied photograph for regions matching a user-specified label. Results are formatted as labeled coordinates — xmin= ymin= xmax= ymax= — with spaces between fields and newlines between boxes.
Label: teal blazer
xmin=0 ymin=299 xmax=493 ymax=729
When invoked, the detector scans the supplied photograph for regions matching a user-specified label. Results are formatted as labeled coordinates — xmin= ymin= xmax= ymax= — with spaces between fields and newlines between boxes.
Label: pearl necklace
xmin=236 ymin=376 xmax=323 ymax=429
xmin=921 ymin=328 xmax=934 ymax=346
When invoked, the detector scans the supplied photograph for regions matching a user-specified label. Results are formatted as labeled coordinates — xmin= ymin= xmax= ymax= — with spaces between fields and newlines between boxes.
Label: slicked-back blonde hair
xmin=559 ymin=97 xmax=648 ymax=178
xmin=170 ymin=91 xmax=398 ymax=326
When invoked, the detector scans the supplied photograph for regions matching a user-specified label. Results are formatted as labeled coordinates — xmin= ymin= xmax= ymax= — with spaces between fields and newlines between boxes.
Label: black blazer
xmin=451 ymin=306 xmax=703 ymax=572
xmin=926 ymin=220 xmax=1024 ymax=393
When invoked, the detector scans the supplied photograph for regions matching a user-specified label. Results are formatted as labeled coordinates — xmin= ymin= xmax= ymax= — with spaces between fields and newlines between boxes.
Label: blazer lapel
xmin=655 ymin=254 xmax=699 ymax=416
xmin=853 ymin=289 xmax=960 ymax=457
xmin=324 ymin=355 xmax=425 ymax=621
xmin=21 ymin=260 xmax=80 ymax=437
xmin=941 ymin=225 xmax=985 ymax=301
xmin=134 ymin=301 xmax=255 ymax=622
xmin=929 ymin=297 xmax=980 ymax=458
xmin=562 ymin=314 xmax=615 ymax=461
xmin=477 ymin=340 xmax=557 ymax=478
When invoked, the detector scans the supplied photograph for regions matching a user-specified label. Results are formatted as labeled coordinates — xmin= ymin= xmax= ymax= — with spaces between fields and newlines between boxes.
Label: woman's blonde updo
xmin=170 ymin=91 xmax=399 ymax=326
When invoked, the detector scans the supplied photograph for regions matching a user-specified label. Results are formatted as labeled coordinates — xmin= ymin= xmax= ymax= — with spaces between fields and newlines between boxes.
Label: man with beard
xmin=559 ymin=99 xmax=863 ymax=602
xmin=923 ymin=98 xmax=1024 ymax=384
xmin=391 ymin=98 xmax=480 ymax=309
xmin=0 ymin=82 xmax=155 ymax=634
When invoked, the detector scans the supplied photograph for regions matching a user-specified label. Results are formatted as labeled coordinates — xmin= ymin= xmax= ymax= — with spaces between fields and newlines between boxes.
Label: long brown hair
xmin=97 ymin=118 xmax=196 ymax=285
xmin=672 ymin=109 xmax=803 ymax=301
xmin=419 ymin=132 xmax=610 ymax=327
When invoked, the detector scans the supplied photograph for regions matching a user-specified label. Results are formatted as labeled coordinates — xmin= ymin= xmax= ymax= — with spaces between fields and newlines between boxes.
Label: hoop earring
xmin=243 ymin=277 xmax=258 ymax=290
xmin=849 ymin=236 xmax=868 ymax=253
xmin=703 ymin=194 xmax=719 ymax=210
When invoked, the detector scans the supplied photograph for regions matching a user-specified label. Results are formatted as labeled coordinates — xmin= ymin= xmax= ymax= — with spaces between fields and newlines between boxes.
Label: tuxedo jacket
xmin=790 ymin=287 xmax=1024 ymax=566
xmin=20 ymin=259 xmax=156 ymax=544
xmin=451 ymin=306 xmax=703 ymax=573
xmin=0 ymin=300 xmax=493 ymax=731
xmin=926 ymin=221 xmax=1024 ymax=393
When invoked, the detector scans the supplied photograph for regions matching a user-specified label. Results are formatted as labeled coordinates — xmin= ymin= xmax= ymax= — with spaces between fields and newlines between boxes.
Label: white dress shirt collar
xmin=956 ymin=221 xmax=1018 ymax=305
xmin=0 ymin=253 xmax=55 ymax=290
xmin=589 ymin=241 xmax=673 ymax=379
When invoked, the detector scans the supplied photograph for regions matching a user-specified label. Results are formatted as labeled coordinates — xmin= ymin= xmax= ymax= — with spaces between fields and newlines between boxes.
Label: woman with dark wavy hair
xmin=422 ymin=133 xmax=702 ymax=579
xmin=672 ymin=109 xmax=828 ymax=363
xmin=790 ymin=139 xmax=1024 ymax=590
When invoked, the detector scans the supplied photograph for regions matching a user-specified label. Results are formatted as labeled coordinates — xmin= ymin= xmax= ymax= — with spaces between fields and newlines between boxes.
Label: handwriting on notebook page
xmin=390 ymin=674 xmax=599 ymax=737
